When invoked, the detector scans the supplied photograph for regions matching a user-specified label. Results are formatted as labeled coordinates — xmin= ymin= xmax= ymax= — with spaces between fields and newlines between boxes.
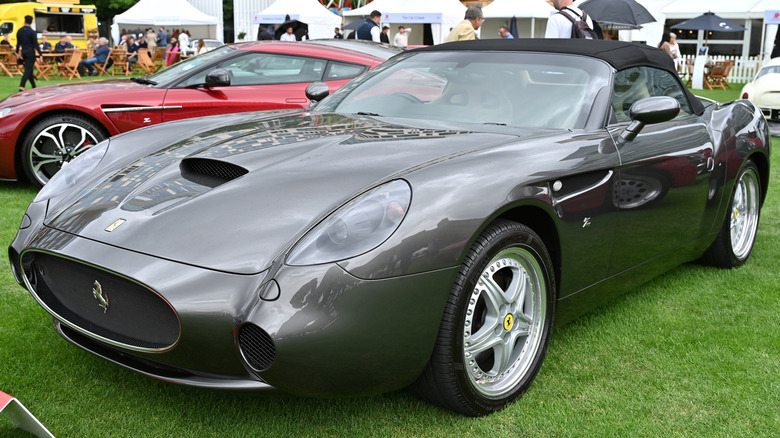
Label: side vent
xmin=180 ymin=158 xmax=248 ymax=188
xmin=238 ymin=323 xmax=276 ymax=372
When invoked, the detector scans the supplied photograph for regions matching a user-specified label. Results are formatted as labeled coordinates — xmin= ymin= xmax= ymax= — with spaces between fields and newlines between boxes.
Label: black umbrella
xmin=670 ymin=12 xmax=745 ymax=32
xmin=509 ymin=16 xmax=519 ymax=38
xmin=579 ymin=0 xmax=655 ymax=28
xmin=274 ymin=19 xmax=309 ymax=40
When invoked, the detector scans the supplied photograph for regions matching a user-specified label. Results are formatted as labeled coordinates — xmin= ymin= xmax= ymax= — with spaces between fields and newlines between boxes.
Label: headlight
xmin=287 ymin=179 xmax=411 ymax=266
xmin=34 ymin=139 xmax=110 ymax=203
xmin=0 ymin=107 xmax=12 ymax=118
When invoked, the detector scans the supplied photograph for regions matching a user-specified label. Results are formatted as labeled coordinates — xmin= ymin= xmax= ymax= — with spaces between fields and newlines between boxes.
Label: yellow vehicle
xmin=0 ymin=0 xmax=98 ymax=49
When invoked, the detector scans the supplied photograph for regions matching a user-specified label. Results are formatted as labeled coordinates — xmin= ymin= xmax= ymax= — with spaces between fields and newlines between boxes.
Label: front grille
xmin=238 ymin=323 xmax=275 ymax=372
xmin=23 ymin=252 xmax=179 ymax=351
xmin=180 ymin=158 xmax=248 ymax=188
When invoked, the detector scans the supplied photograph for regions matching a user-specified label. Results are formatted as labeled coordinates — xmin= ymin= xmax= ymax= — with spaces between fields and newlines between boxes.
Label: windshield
xmin=756 ymin=65 xmax=780 ymax=80
xmin=150 ymin=46 xmax=236 ymax=87
xmin=315 ymin=51 xmax=610 ymax=129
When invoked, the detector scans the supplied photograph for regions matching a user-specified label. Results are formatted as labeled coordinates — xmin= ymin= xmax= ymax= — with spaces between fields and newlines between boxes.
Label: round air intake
xmin=238 ymin=323 xmax=276 ymax=372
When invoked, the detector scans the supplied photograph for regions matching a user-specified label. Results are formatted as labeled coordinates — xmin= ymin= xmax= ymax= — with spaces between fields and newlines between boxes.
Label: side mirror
xmin=305 ymin=81 xmax=330 ymax=107
xmin=205 ymin=68 xmax=230 ymax=87
xmin=621 ymin=96 xmax=681 ymax=142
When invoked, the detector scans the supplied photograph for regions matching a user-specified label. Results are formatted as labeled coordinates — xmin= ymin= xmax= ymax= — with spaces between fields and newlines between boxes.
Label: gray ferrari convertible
xmin=10 ymin=39 xmax=770 ymax=416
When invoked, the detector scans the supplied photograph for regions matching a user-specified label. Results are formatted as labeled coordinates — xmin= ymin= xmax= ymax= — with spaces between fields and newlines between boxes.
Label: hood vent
xmin=180 ymin=158 xmax=249 ymax=188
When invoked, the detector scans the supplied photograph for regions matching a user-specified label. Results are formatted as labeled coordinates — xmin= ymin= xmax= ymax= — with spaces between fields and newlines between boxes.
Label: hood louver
xmin=180 ymin=158 xmax=249 ymax=188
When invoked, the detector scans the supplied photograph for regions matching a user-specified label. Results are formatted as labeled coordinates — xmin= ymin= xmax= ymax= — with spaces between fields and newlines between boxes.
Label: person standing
xmin=499 ymin=26 xmax=514 ymax=39
xmin=158 ymin=27 xmax=168 ymax=47
xmin=380 ymin=26 xmax=390 ymax=43
xmin=545 ymin=0 xmax=596 ymax=39
xmin=446 ymin=5 xmax=484 ymax=42
xmin=357 ymin=10 xmax=381 ymax=42
xmin=258 ymin=26 xmax=273 ymax=40
xmin=178 ymin=30 xmax=190 ymax=55
xmin=15 ymin=15 xmax=42 ymax=92
xmin=393 ymin=26 xmax=410 ymax=47
xmin=333 ymin=27 xmax=343 ymax=39
xmin=280 ymin=26 xmax=296 ymax=41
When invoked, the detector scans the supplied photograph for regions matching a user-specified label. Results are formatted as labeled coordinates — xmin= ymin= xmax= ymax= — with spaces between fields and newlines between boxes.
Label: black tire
xmin=703 ymin=160 xmax=761 ymax=268
xmin=413 ymin=220 xmax=555 ymax=416
xmin=21 ymin=114 xmax=108 ymax=188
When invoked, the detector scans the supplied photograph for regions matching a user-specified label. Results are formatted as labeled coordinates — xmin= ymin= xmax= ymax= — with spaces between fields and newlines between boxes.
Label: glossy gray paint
xmin=10 ymin=97 xmax=770 ymax=396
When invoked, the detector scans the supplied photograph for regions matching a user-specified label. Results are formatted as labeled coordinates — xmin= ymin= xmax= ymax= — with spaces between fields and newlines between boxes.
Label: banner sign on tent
xmin=382 ymin=13 xmax=442 ymax=24
xmin=154 ymin=16 xmax=182 ymax=26
xmin=253 ymin=14 xmax=300 ymax=24
xmin=766 ymin=11 xmax=780 ymax=25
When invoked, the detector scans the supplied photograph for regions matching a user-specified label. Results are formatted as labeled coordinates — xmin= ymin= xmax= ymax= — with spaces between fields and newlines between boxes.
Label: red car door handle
xmin=285 ymin=98 xmax=308 ymax=103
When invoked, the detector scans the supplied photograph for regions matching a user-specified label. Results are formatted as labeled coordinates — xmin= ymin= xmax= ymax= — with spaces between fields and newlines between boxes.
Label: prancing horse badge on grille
xmin=92 ymin=280 xmax=109 ymax=313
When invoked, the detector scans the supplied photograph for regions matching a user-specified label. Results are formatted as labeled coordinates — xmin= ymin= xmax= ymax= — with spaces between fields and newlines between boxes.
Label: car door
xmin=607 ymin=66 xmax=722 ymax=273
xmin=160 ymin=52 xmax=362 ymax=122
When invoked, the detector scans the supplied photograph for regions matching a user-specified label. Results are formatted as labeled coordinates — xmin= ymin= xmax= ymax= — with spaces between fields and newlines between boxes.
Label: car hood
xmin=2 ymin=79 xmax=146 ymax=107
xmin=45 ymin=112 xmax=545 ymax=274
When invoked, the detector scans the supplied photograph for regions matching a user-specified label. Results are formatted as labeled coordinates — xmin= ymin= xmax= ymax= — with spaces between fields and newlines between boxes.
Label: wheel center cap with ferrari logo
xmin=503 ymin=314 xmax=514 ymax=331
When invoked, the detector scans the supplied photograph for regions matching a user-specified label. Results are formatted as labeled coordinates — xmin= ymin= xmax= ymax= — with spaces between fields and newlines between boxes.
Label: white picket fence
xmin=679 ymin=55 xmax=762 ymax=84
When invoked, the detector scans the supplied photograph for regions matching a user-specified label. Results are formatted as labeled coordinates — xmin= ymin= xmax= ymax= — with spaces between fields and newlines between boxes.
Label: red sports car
xmin=0 ymin=41 xmax=393 ymax=187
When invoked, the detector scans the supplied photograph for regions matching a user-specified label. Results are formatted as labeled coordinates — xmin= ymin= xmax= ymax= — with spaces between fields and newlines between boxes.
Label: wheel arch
xmin=747 ymin=150 xmax=770 ymax=207
xmin=479 ymin=204 xmax=562 ymax=299
xmin=14 ymin=109 xmax=112 ymax=181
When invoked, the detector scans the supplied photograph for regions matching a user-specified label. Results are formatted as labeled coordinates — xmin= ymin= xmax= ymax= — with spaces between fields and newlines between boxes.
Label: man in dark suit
xmin=15 ymin=15 xmax=43 ymax=91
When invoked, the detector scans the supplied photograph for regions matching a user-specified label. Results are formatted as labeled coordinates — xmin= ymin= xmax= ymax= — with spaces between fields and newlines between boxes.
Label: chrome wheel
xmin=464 ymin=247 xmax=546 ymax=397
xmin=414 ymin=220 xmax=554 ymax=416
xmin=729 ymin=167 xmax=760 ymax=261
xmin=28 ymin=122 xmax=100 ymax=186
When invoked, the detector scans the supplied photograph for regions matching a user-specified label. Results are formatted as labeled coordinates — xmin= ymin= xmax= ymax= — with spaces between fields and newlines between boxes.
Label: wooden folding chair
xmin=0 ymin=46 xmax=21 ymax=77
xmin=134 ymin=48 xmax=158 ymax=75
xmin=34 ymin=57 xmax=53 ymax=80
xmin=150 ymin=46 xmax=166 ymax=69
xmin=92 ymin=50 xmax=111 ymax=76
xmin=110 ymin=48 xmax=130 ymax=75
xmin=706 ymin=61 xmax=727 ymax=90
xmin=721 ymin=60 xmax=735 ymax=89
xmin=58 ymin=49 xmax=82 ymax=80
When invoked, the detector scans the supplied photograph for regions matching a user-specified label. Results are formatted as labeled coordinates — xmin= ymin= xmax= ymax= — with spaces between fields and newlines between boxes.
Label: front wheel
xmin=21 ymin=114 xmax=108 ymax=188
xmin=703 ymin=160 xmax=761 ymax=268
xmin=414 ymin=220 xmax=555 ymax=416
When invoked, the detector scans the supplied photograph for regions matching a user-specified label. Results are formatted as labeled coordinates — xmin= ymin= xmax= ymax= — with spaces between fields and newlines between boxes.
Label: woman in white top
xmin=668 ymin=32 xmax=681 ymax=71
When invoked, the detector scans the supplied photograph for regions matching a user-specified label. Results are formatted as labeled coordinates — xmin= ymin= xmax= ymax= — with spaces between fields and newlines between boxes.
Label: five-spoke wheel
xmin=414 ymin=220 xmax=554 ymax=416
xmin=704 ymin=160 xmax=761 ymax=268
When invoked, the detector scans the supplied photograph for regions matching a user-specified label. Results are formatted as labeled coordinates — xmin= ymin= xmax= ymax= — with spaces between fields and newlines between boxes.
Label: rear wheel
xmin=414 ymin=220 xmax=555 ymax=416
xmin=704 ymin=160 xmax=761 ymax=268
xmin=21 ymin=114 xmax=107 ymax=188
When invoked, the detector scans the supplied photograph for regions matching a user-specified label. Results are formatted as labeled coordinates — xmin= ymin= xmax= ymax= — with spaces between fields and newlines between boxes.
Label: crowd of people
xmin=11 ymin=21 xmax=218 ymax=90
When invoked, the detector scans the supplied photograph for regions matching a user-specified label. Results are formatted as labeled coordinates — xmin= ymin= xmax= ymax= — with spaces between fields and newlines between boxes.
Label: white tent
xmin=482 ymin=0 xmax=554 ymax=39
xmin=253 ymin=0 xmax=341 ymax=40
xmin=344 ymin=0 xmax=466 ymax=45
xmin=749 ymin=0 xmax=780 ymax=59
xmin=112 ymin=0 xmax=219 ymax=44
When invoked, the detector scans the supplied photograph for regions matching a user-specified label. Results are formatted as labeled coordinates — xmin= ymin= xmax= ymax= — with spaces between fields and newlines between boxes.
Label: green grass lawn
xmin=0 ymin=79 xmax=777 ymax=436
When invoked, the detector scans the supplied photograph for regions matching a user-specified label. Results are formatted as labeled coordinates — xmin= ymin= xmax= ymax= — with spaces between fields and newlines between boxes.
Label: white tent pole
xmin=531 ymin=17 xmax=535 ymax=38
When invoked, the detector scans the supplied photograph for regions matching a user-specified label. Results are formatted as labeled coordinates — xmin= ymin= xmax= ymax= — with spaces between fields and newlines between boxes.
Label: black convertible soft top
xmin=411 ymin=39 xmax=704 ymax=115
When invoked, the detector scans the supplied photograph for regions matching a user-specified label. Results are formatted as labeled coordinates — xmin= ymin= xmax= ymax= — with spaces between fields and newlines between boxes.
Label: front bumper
xmin=10 ymin=211 xmax=456 ymax=395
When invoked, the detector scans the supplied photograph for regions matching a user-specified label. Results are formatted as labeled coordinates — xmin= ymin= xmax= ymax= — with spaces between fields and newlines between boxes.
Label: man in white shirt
xmin=545 ymin=0 xmax=594 ymax=39
xmin=280 ymin=26 xmax=296 ymax=42
xmin=393 ymin=26 xmax=410 ymax=48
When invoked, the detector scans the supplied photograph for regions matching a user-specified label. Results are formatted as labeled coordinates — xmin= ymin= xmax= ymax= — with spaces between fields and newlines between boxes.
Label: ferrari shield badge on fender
xmin=92 ymin=281 xmax=109 ymax=313
xmin=105 ymin=219 xmax=126 ymax=232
